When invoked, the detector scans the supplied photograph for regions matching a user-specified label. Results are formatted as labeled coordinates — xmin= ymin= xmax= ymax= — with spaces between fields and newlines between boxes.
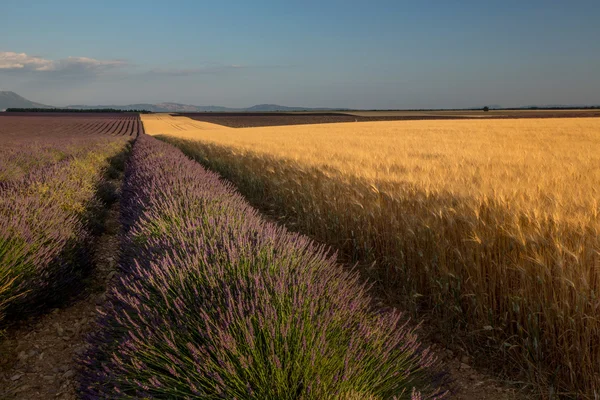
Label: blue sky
xmin=1 ymin=0 xmax=599 ymax=108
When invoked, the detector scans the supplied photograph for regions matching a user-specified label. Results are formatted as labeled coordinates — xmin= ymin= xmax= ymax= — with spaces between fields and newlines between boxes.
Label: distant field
xmin=144 ymin=114 xmax=600 ymax=396
xmin=176 ymin=112 xmax=471 ymax=128
xmin=0 ymin=113 xmax=143 ymax=139
xmin=175 ymin=108 xmax=600 ymax=127
xmin=0 ymin=111 xmax=143 ymax=118
xmin=0 ymin=114 xmax=142 ymax=184
xmin=342 ymin=109 xmax=600 ymax=118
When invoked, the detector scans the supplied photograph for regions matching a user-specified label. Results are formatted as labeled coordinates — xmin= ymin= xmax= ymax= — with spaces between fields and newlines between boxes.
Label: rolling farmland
xmin=0 ymin=114 xmax=446 ymax=399
xmin=3 ymin=1 xmax=598 ymax=398
xmin=145 ymin=113 xmax=600 ymax=397
xmin=3 ymin=110 xmax=599 ymax=398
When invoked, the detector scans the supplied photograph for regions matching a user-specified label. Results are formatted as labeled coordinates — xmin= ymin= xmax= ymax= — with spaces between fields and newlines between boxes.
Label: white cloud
xmin=0 ymin=52 xmax=52 ymax=71
xmin=0 ymin=52 xmax=126 ymax=74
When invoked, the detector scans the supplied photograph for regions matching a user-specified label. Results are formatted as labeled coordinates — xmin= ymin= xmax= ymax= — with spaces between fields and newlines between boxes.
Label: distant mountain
xmin=2 ymin=91 xmax=597 ymax=113
xmin=66 ymin=102 xmax=342 ymax=113
xmin=0 ymin=91 xmax=52 ymax=110
xmin=245 ymin=104 xmax=340 ymax=112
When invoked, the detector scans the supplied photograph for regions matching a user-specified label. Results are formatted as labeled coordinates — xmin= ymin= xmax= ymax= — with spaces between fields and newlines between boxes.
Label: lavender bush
xmin=80 ymin=135 xmax=445 ymax=399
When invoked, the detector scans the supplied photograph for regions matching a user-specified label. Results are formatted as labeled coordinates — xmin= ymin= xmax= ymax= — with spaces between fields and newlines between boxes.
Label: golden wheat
xmin=143 ymin=114 xmax=600 ymax=397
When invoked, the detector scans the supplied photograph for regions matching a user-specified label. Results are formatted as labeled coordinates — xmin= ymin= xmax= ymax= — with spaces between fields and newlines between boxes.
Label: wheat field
xmin=143 ymin=114 xmax=600 ymax=396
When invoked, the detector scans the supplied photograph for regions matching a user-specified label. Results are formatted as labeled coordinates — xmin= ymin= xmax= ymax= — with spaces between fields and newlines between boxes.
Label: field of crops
xmin=0 ymin=113 xmax=143 ymax=138
xmin=0 ymin=114 xmax=137 ymax=330
xmin=1 ymin=115 xmax=448 ymax=399
xmin=3 ymin=110 xmax=598 ymax=398
xmin=145 ymin=114 xmax=600 ymax=397
xmin=177 ymin=108 xmax=600 ymax=128
xmin=0 ymin=115 xmax=142 ymax=326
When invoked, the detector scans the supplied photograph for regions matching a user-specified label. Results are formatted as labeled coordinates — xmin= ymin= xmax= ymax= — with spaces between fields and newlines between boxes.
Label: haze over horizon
xmin=1 ymin=0 xmax=599 ymax=109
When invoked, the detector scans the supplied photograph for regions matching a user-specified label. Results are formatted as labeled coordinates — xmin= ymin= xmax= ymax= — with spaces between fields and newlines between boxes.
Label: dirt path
xmin=429 ymin=343 xmax=530 ymax=399
xmin=0 ymin=200 xmax=120 ymax=399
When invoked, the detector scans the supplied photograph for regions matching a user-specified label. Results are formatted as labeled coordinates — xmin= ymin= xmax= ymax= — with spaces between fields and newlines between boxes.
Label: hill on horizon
xmin=0 ymin=91 xmax=52 ymax=110
xmin=65 ymin=102 xmax=342 ymax=113
xmin=0 ymin=91 xmax=341 ymax=113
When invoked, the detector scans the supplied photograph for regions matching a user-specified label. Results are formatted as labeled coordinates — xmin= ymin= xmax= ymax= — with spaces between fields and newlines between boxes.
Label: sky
xmin=1 ymin=0 xmax=599 ymax=109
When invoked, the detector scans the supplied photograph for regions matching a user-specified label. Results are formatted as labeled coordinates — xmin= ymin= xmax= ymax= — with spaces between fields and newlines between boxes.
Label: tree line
xmin=5 ymin=108 xmax=152 ymax=113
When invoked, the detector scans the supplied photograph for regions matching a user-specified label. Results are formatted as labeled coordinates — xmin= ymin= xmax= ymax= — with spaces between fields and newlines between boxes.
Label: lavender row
xmin=0 ymin=137 xmax=129 ymax=327
xmin=80 ymin=135 xmax=444 ymax=399
xmin=0 ymin=136 xmax=121 ymax=188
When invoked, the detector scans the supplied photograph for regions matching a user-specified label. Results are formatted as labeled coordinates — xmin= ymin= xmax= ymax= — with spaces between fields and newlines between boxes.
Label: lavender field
xmin=0 ymin=115 xmax=138 ymax=327
xmin=0 ymin=114 xmax=136 ymax=397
